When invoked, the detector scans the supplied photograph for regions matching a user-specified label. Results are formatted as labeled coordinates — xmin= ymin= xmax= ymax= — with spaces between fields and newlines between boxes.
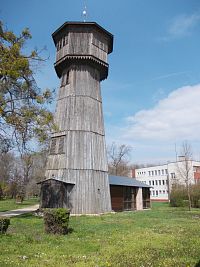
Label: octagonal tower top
xmin=52 ymin=22 xmax=113 ymax=81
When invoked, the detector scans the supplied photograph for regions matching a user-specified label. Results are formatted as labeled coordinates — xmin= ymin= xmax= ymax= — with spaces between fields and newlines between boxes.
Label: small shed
xmin=38 ymin=176 xmax=151 ymax=213
xmin=109 ymin=175 xmax=151 ymax=211
xmin=37 ymin=178 xmax=74 ymax=209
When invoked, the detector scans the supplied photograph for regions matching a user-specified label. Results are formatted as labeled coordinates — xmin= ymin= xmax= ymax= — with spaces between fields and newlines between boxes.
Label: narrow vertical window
xmin=66 ymin=70 xmax=70 ymax=84
xmin=50 ymin=138 xmax=57 ymax=154
xmin=58 ymin=136 xmax=65 ymax=154
xmin=61 ymin=70 xmax=70 ymax=86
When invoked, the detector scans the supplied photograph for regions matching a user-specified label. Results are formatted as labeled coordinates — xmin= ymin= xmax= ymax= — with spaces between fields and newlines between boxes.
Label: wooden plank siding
xmin=110 ymin=186 xmax=124 ymax=211
xmin=55 ymin=29 xmax=108 ymax=63
xmin=43 ymin=23 xmax=113 ymax=214
xmin=110 ymin=185 xmax=137 ymax=212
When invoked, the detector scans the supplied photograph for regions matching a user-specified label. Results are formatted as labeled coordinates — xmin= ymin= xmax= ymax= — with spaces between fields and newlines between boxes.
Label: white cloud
xmin=162 ymin=13 xmax=200 ymax=40
xmin=123 ymin=84 xmax=200 ymax=142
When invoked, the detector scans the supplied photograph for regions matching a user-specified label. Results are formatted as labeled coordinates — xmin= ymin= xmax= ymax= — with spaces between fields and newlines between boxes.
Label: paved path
xmin=0 ymin=204 xmax=39 ymax=217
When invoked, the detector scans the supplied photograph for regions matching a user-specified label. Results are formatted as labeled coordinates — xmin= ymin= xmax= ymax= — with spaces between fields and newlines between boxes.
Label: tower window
xmin=50 ymin=138 xmax=57 ymax=154
xmin=58 ymin=136 xmax=65 ymax=154
xmin=66 ymin=70 xmax=70 ymax=84
xmin=61 ymin=70 xmax=70 ymax=86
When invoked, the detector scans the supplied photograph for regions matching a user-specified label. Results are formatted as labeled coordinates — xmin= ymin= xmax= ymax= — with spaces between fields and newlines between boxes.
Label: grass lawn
xmin=1 ymin=203 xmax=200 ymax=267
xmin=0 ymin=198 xmax=39 ymax=212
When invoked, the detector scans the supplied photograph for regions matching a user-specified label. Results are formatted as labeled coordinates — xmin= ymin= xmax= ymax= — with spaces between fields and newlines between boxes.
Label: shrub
xmin=0 ymin=217 xmax=10 ymax=234
xmin=170 ymin=185 xmax=188 ymax=207
xmin=191 ymin=184 xmax=200 ymax=208
xmin=170 ymin=184 xmax=200 ymax=208
xmin=43 ymin=208 xmax=70 ymax=235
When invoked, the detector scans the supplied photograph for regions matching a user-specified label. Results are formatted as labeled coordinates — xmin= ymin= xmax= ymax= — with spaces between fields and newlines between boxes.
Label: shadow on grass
xmin=195 ymin=260 xmax=200 ymax=267
xmin=0 ymin=209 xmax=9 ymax=212
xmin=67 ymin=227 xmax=74 ymax=234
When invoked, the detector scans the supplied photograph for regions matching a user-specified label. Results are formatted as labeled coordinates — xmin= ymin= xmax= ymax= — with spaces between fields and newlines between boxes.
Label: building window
xmin=61 ymin=70 xmax=70 ymax=86
xmin=171 ymin=173 xmax=175 ymax=179
xmin=57 ymin=35 xmax=68 ymax=51
xmin=149 ymin=181 xmax=151 ymax=186
xmin=162 ymin=180 xmax=165 ymax=185
xmin=156 ymin=190 xmax=158 ymax=196
xmin=159 ymin=180 xmax=161 ymax=185
xmin=148 ymin=171 xmax=151 ymax=176
xmin=155 ymin=170 xmax=157 ymax=175
xmin=50 ymin=138 xmax=57 ymax=154
xmin=62 ymin=35 xmax=68 ymax=47
xmin=152 ymin=171 xmax=154 ymax=176
xmin=158 ymin=170 xmax=161 ymax=175
xmin=66 ymin=70 xmax=70 ymax=84
xmin=165 ymin=169 xmax=168 ymax=175
xmin=159 ymin=190 xmax=162 ymax=194
xmin=162 ymin=169 xmax=164 ymax=175
xmin=155 ymin=180 xmax=158 ymax=186
xmin=163 ymin=190 xmax=165 ymax=194
xmin=152 ymin=180 xmax=154 ymax=186
xmin=152 ymin=190 xmax=155 ymax=196
xmin=58 ymin=136 xmax=65 ymax=154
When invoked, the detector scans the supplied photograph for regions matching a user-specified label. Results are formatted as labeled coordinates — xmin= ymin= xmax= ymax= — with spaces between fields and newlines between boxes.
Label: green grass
xmin=1 ymin=203 xmax=200 ymax=267
xmin=0 ymin=198 xmax=39 ymax=212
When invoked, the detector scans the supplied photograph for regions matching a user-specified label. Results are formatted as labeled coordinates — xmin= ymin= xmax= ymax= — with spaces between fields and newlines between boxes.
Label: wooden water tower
xmin=41 ymin=22 xmax=113 ymax=214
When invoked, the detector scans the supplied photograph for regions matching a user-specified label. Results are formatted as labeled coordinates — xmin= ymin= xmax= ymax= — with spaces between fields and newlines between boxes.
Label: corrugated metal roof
xmin=109 ymin=175 xmax=151 ymax=188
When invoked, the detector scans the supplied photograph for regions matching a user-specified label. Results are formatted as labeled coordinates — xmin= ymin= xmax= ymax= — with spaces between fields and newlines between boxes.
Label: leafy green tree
xmin=0 ymin=21 xmax=54 ymax=154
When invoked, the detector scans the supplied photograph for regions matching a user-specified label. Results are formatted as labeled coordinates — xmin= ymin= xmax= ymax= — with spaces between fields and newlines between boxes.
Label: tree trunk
xmin=187 ymin=183 xmax=192 ymax=211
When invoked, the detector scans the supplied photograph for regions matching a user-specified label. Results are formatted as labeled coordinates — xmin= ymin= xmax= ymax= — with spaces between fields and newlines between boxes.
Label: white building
xmin=134 ymin=158 xmax=200 ymax=201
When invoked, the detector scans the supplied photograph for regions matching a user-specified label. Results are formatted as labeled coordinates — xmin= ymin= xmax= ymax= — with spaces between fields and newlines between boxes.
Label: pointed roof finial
xmin=82 ymin=1 xmax=88 ymax=22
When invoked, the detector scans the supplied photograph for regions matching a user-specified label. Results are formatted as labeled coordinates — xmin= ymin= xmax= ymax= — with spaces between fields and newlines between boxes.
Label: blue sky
xmin=1 ymin=0 xmax=200 ymax=164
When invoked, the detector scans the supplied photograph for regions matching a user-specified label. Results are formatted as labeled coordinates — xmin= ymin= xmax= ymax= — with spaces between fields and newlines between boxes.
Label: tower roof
xmin=52 ymin=21 xmax=113 ymax=54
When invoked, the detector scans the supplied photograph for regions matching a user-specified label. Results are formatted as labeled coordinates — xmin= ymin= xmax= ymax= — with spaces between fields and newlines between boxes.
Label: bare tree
xmin=107 ymin=143 xmax=132 ymax=176
xmin=175 ymin=141 xmax=193 ymax=211
xmin=25 ymin=149 xmax=48 ymax=197
xmin=0 ymin=152 xmax=15 ymax=186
